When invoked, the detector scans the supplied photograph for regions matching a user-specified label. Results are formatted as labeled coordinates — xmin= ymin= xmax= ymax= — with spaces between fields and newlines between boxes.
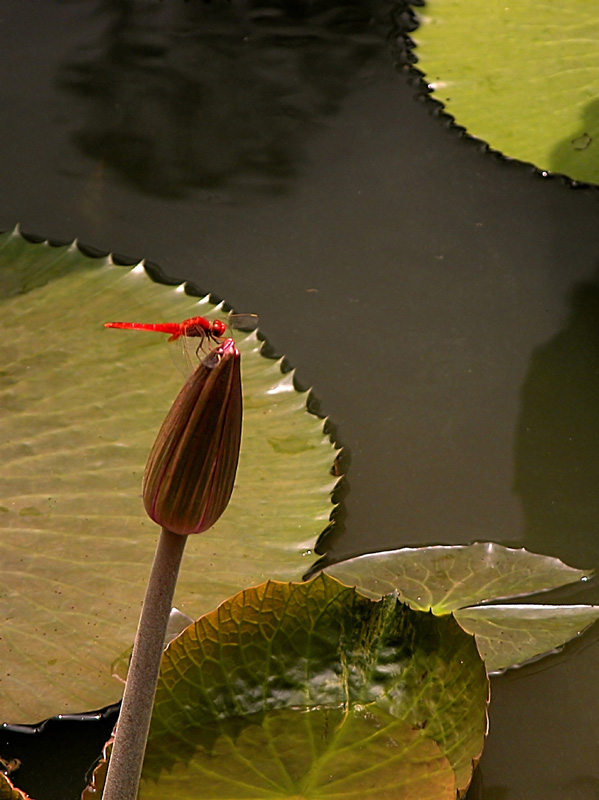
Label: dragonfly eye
xmin=211 ymin=320 xmax=227 ymax=338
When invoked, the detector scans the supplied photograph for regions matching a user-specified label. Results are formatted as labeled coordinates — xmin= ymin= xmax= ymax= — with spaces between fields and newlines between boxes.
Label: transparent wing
xmin=171 ymin=313 xmax=258 ymax=376
xmin=228 ymin=313 xmax=259 ymax=333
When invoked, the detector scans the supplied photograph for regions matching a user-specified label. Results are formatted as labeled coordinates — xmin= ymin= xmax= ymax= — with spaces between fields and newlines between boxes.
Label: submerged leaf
xmin=0 ymin=229 xmax=338 ymax=722
xmin=87 ymin=574 xmax=489 ymax=798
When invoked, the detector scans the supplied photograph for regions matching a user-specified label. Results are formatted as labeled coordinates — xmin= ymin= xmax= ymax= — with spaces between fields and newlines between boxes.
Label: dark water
xmin=2 ymin=1 xmax=599 ymax=798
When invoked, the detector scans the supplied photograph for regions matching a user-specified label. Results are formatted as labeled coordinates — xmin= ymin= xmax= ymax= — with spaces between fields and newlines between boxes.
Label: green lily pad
xmin=90 ymin=710 xmax=456 ymax=800
xmin=0 ymin=229 xmax=338 ymax=723
xmin=410 ymin=0 xmax=599 ymax=184
xmin=324 ymin=542 xmax=592 ymax=613
xmin=325 ymin=543 xmax=596 ymax=672
xmin=454 ymin=603 xmax=599 ymax=673
xmin=85 ymin=574 xmax=488 ymax=798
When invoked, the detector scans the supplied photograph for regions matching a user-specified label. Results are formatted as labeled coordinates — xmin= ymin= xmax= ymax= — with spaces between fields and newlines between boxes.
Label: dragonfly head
xmin=210 ymin=319 xmax=227 ymax=339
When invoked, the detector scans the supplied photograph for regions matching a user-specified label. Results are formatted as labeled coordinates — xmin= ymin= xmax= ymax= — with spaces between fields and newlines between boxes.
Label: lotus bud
xmin=143 ymin=338 xmax=242 ymax=535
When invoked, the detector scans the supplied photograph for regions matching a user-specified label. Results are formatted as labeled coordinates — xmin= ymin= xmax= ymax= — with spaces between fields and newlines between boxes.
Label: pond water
xmin=2 ymin=1 xmax=599 ymax=798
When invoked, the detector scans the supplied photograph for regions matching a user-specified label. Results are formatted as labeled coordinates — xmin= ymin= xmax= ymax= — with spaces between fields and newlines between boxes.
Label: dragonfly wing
xmin=228 ymin=313 xmax=259 ymax=333
xmin=173 ymin=329 xmax=223 ymax=375
xmin=170 ymin=334 xmax=205 ymax=376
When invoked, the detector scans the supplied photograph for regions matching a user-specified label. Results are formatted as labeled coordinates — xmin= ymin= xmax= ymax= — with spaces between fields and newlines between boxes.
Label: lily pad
xmin=455 ymin=604 xmax=599 ymax=673
xmin=85 ymin=574 xmax=489 ymax=798
xmin=325 ymin=543 xmax=598 ymax=671
xmin=410 ymin=0 xmax=599 ymax=184
xmin=90 ymin=710 xmax=456 ymax=800
xmin=324 ymin=542 xmax=592 ymax=613
xmin=0 ymin=229 xmax=338 ymax=723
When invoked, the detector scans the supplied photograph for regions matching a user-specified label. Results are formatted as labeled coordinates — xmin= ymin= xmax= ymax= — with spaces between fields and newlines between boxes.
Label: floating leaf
xmin=155 ymin=710 xmax=455 ymax=800
xmin=324 ymin=542 xmax=591 ymax=613
xmin=455 ymin=604 xmax=599 ymax=673
xmin=86 ymin=712 xmax=456 ymax=800
xmin=325 ymin=544 xmax=597 ymax=672
xmin=84 ymin=575 xmax=488 ymax=798
xmin=409 ymin=0 xmax=599 ymax=184
xmin=0 ymin=229 xmax=337 ymax=723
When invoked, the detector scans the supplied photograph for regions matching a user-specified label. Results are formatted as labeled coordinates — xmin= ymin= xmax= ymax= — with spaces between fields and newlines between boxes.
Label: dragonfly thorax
xmin=178 ymin=317 xmax=227 ymax=341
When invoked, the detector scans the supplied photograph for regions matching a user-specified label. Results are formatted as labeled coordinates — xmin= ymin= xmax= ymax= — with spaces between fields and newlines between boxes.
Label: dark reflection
xmin=559 ymin=775 xmax=599 ymax=799
xmin=549 ymin=97 xmax=599 ymax=185
xmin=514 ymin=277 xmax=599 ymax=567
xmin=478 ymin=789 xmax=509 ymax=800
xmin=464 ymin=767 xmax=511 ymax=800
xmin=0 ymin=703 xmax=119 ymax=800
xmin=463 ymin=766 xmax=484 ymax=798
xmin=58 ymin=0 xmax=391 ymax=198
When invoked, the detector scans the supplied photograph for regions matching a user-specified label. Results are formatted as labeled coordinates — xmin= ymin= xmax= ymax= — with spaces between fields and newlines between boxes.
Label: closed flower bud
xmin=143 ymin=339 xmax=242 ymax=535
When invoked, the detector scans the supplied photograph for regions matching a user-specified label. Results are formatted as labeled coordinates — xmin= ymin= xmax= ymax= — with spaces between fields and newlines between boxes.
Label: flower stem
xmin=102 ymin=527 xmax=188 ymax=800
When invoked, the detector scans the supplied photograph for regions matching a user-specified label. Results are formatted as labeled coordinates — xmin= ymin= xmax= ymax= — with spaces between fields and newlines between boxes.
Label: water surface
xmin=1 ymin=1 xmax=599 ymax=798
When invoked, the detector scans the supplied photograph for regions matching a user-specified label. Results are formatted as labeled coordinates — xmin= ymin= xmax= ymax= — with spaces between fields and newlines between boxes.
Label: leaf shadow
xmin=514 ymin=275 xmax=599 ymax=568
xmin=549 ymin=97 xmax=599 ymax=186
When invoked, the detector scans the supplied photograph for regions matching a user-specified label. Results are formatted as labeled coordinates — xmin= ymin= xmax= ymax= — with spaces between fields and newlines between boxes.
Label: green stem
xmin=102 ymin=527 xmax=188 ymax=800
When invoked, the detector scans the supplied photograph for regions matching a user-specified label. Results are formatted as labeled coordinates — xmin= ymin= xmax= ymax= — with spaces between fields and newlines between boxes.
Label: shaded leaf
xmin=86 ymin=574 xmax=489 ymax=798
xmin=0 ymin=229 xmax=337 ymax=722
xmin=0 ymin=227 xmax=88 ymax=298
xmin=85 ymin=712 xmax=455 ymax=800
xmin=455 ymin=604 xmax=599 ymax=673
xmin=152 ymin=576 xmax=488 ymax=791
xmin=324 ymin=543 xmax=591 ymax=613
xmin=0 ymin=772 xmax=30 ymax=800
xmin=410 ymin=0 xmax=599 ymax=184
xmin=146 ymin=708 xmax=457 ymax=800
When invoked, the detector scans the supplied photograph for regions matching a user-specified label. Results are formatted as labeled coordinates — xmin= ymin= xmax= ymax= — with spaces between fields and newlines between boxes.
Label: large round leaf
xmin=410 ymin=1 xmax=599 ymax=184
xmin=89 ymin=710 xmax=456 ymax=800
xmin=0 ymin=229 xmax=338 ymax=723
xmin=84 ymin=574 xmax=489 ymax=798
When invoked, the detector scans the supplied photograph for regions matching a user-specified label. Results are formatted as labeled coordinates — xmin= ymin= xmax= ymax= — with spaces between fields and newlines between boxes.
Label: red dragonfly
xmin=104 ymin=313 xmax=258 ymax=370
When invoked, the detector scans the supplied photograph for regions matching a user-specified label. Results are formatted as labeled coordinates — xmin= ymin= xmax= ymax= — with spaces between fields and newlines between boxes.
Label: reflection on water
xmin=559 ymin=775 xmax=599 ymax=799
xmin=58 ymin=0 xmax=391 ymax=198
xmin=514 ymin=278 xmax=599 ymax=567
